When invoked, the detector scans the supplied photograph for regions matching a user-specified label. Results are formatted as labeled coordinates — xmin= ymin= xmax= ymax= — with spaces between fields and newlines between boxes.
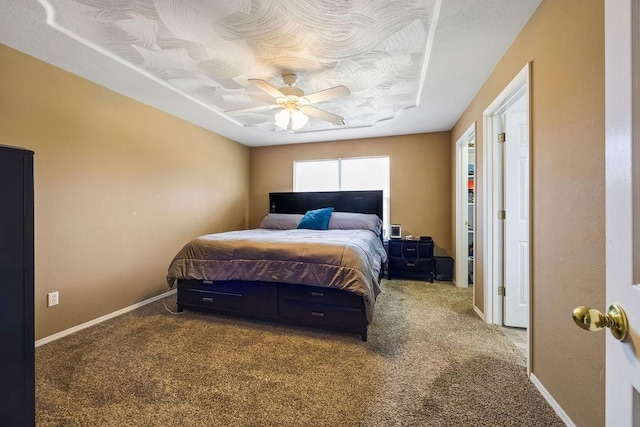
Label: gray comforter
xmin=166 ymin=228 xmax=388 ymax=322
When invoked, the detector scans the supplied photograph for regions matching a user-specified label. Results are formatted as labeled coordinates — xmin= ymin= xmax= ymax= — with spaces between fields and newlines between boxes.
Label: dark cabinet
xmin=387 ymin=238 xmax=434 ymax=282
xmin=0 ymin=146 xmax=35 ymax=426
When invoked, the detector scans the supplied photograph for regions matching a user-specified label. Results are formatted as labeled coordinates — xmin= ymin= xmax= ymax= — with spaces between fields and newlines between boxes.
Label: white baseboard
xmin=35 ymin=289 xmax=176 ymax=347
xmin=530 ymin=373 xmax=575 ymax=427
xmin=473 ymin=305 xmax=485 ymax=321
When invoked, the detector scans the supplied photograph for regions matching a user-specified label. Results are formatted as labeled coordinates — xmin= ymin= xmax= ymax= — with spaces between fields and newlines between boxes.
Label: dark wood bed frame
xmin=176 ymin=190 xmax=384 ymax=341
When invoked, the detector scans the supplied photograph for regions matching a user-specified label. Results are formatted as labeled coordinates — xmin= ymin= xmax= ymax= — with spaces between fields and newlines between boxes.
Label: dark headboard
xmin=269 ymin=190 xmax=383 ymax=221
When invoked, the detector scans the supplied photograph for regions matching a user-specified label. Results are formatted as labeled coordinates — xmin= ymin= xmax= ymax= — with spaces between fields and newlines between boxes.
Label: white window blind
xmin=294 ymin=156 xmax=390 ymax=237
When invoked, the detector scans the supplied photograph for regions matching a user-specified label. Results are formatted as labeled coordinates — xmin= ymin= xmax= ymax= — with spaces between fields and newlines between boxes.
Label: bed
xmin=166 ymin=190 xmax=387 ymax=341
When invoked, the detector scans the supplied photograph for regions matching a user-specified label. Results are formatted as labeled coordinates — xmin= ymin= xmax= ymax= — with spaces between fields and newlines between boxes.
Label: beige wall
xmin=250 ymin=133 xmax=453 ymax=256
xmin=0 ymin=45 xmax=250 ymax=340
xmin=2 ymin=0 xmax=605 ymax=420
xmin=451 ymin=0 xmax=605 ymax=425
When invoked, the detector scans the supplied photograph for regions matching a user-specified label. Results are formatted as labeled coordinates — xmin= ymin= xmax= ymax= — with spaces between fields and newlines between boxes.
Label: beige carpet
xmin=36 ymin=280 xmax=564 ymax=426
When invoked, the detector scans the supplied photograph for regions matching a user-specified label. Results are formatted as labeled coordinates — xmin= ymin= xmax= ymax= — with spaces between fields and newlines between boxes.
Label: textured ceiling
xmin=1 ymin=0 xmax=542 ymax=146
xmin=44 ymin=0 xmax=439 ymax=133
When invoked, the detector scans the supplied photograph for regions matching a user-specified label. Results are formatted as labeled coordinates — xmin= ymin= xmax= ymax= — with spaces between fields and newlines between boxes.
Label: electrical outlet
xmin=47 ymin=291 xmax=59 ymax=307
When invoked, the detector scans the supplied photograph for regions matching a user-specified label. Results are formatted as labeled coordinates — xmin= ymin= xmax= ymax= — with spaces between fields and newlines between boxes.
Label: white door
xmin=482 ymin=64 xmax=530 ymax=327
xmin=604 ymin=0 xmax=639 ymax=424
xmin=503 ymin=110 xmax=529 ymax=327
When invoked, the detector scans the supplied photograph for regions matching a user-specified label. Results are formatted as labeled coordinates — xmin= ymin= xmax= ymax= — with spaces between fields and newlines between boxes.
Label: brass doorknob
xmin=572 ymin=304 xmax=629 ymax=341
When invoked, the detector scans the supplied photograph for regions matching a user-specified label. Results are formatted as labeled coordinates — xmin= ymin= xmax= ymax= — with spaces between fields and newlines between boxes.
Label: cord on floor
xmin=162 ymin=287 xmax=188 ymax=315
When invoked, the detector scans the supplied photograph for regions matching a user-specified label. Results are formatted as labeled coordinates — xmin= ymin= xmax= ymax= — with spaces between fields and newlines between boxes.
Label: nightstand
xmin=387 ymin=237 xmax=434 ymax=282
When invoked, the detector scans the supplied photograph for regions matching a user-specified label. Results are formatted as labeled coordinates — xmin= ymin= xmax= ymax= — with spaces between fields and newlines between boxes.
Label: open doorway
xmin=455 ymin=124 xmax=476 ymax=294
xmin=482 ymin=63 xmax=531 ymax=368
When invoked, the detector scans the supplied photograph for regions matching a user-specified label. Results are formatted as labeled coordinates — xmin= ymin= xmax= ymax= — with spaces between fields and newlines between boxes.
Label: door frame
xmin=604 ymin=0 xmax=639 ymax=424
xmin=481 ymin=63 xmax=531 ymax=366
xmin=455 ymin=123 xmax=475 ymax=290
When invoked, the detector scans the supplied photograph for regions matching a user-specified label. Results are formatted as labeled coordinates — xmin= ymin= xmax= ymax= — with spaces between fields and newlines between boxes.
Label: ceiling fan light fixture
xmin=275 ymin=108 xmax=308 ymax=131
xmin=228 ymin=74 xmax=349 ymax=131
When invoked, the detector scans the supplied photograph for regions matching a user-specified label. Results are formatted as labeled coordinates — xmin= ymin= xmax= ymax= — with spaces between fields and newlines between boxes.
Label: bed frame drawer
xmin=175 ymin=279 xmax=368 ymax=341
xmin=178 ymin=288 xmax=242 ymax=312
xmin=178 ymin=279 xmax=243 ymax=293
xmin=278 ymin=300 xmax=363 ymax=330
xmin=279 ymin=283 xmax=362 ymax=308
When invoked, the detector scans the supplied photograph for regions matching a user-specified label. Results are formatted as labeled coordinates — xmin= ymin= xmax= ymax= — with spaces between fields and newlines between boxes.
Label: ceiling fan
xmin=225 ymin=73 xmax=351 ymax=132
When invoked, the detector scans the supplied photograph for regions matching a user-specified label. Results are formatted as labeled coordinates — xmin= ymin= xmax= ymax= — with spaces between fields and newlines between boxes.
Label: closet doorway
xmin=455 ymin=123 xmax=476 ymax=295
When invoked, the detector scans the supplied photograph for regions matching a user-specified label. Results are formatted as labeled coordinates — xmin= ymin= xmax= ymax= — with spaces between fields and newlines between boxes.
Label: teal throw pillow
xmin=297 ymin=207 xmax=334 ymax=230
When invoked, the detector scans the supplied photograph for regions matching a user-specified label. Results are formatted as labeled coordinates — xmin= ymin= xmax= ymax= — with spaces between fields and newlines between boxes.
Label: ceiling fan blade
xmin=300 ymin=106 xmax=346 ymax=126
xmin=248 ymin=79 xmax=286 ymax=99
xmin=225 ymin=104 xmax=280 ymax=116
xmin=302 ymin=85 xmax=350 ymax=104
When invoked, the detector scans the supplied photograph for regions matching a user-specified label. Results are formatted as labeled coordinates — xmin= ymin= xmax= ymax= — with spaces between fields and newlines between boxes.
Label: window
xmin=294 ymin=156 xmax=390 ymax=237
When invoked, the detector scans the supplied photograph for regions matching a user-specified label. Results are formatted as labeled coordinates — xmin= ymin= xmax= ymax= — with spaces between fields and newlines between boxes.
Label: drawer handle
xmin=311 ymin=311 xmax=325 ymax=317
xmin=203 ymin=280 xmax=213 ymax=285
xmin=401 ymin=240 xmax=420 ymax=266
xmin=202 ymin=297 xmax=214 ymax=302
xmin=310 ymin=291 xmax=324 ymax=297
